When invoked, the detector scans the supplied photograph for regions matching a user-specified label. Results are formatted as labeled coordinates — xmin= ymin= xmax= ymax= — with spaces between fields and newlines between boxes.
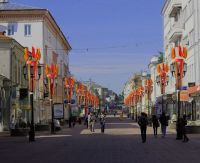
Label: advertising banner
xmin=54 ymin=103 xmax=64 ymax=119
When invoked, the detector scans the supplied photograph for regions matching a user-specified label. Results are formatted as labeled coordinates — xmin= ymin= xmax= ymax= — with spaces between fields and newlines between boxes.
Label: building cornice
xmin=0 ymin=9 xmax=72 ymax=51
xmin=161 ymin=0 xmax=171 ymax=15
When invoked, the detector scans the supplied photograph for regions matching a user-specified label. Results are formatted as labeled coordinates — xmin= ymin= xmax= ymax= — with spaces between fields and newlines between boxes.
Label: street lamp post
xmin=156 ymin=63 xmax=169 ymax=114
xmin=44 ymin=64 xmax=58 ymax=134
xmin=170 ymin=46 xmax=187 ymax=139
xmin=136 ymin=86 xmax=144 ymax=119
xmin=145 ymin=79 xmax=153 ymax=116
xmin=23 ymin=47 xmax=41 ymax=142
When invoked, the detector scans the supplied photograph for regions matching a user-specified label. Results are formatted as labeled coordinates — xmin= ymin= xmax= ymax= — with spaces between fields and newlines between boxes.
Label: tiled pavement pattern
xmin=0 ymin=116 xmax=200 ymax=163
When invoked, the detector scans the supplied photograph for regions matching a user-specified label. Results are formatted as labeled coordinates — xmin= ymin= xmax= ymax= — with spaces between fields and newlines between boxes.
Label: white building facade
xmin=0 ymin=1 xmax=71 ymax=124
xmin=162 ymin=0 xmax=200 ymax=124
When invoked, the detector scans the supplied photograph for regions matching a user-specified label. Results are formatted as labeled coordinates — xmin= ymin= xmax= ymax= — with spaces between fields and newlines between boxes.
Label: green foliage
xmin=158 ymin=51 xmax=163 ymax=63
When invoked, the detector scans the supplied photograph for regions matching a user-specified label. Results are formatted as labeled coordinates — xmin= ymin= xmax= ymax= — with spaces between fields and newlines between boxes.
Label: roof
xmin=0 ymin=33 xmax=25 ymax=49
xmin=0 ymin=33 xmax=12 ymax=40
xmin=0 ymin=2 xmax=72 ymax=50
xmin=161 ymin=0 xmax=170 ymax=15
xmin=0 ymin=2 xmax=43 ymax=10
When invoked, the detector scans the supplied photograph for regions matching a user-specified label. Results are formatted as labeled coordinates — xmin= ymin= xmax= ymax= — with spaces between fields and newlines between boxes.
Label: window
xmin=52 ymin=52 xmax=58 ymax=64
xmin=8 ymin=24 xmax=14 ymax=35
xmin=24 ymin=24 xmax=31 ymax=36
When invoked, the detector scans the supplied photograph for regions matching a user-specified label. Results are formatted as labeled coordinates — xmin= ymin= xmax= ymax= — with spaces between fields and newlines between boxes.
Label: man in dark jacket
xmin=138 ymin=112 xmax=148 ymax=143
xmin=159 ymin=112 xmax=168 ymax=137
xmin=181 ymin=115 xmax=189 ymax=142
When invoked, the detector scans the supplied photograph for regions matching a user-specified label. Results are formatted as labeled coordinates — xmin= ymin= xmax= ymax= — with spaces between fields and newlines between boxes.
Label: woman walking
xmin=152 ymin=115 xmax=159 ymax=137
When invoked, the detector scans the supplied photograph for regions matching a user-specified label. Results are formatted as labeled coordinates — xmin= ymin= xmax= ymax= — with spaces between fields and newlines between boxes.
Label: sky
xmin=12 ymin=0 xmax=164 ymax=94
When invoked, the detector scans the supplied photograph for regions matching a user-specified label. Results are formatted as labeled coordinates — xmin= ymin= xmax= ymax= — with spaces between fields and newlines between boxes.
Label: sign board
xmin=182 ymin=86 xmax=187 ymax=90
xmin=180 ymin=90 xmax=189 ymax=102
xmin=71 ymin=101 xmax=79 ymax=116
xmin=54 ymin=103 xmax=64 ymax=119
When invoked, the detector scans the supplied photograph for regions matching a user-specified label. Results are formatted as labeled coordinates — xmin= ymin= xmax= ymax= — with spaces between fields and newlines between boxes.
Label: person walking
xmin=152 ymin=115 xmax=159 ymax=137
xmin=84 ymin=114 xmax=88 ymax=128
xmin=10 ymin=115 xmax=16 ymax=136
xmin=100 ymin=113 xmax=106 ymax=133
xmin=90 ymin=113 xmax=96 ymax=132
xmin=182 ymin=115 xmax=189 ymax=142
xmin=138 ymin=112 xmax=148 ymax=143
xmin=159 ymin=112 xmax=168 ymax=138
xmin=72 ymin=116 xmax=76 ymax=128
xmin=87 ymin=112 xmax=91 ymax=130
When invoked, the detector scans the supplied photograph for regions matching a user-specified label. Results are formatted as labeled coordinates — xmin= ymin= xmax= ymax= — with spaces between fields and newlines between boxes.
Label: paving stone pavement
xmin=0 ymin=116 xmax=200 ymax=163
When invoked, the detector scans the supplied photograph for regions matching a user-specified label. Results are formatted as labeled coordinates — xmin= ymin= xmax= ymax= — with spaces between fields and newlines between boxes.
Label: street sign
xmin=182 ymin=86 xmax=187 ymax=90
xmin=180 ymin=90 xmax=189 ymax=102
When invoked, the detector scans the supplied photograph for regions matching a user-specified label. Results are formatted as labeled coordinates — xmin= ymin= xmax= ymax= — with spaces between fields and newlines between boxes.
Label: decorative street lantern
xmin=156 ymin=63 xmax=169 ymax=114
xmin=170 ymin=46 xmax=188 ymax=139
xmin=44 ymin=63 xmax=58 ymax=134
xmin=145 ymin=79 xmax=153 ymax=116
xmin=23 ymin=47 xmax=41 ymax=142
xmin=136 ymin=86 xmax=144 ymax=120
xmin=64 ymin=76 xmax=75 ymax=103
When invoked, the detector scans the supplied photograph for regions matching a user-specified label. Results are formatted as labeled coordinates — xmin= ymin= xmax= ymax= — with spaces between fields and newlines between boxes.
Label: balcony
xmin=169 ymin=19 xmax=184 ymax=43
xmin=169 ymin=0 xmax=182 ymax=17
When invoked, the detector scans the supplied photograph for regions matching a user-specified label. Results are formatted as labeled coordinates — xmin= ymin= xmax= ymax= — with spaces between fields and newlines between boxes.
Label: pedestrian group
xmin=85 ymin=112 xmax=106 ymax=133
xmin=138 ymin=112 xmax=189 ymax=143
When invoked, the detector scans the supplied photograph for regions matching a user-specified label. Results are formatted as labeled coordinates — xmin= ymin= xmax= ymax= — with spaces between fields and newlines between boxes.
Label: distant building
xmin=123 ymin=74 xmax=142 ymax=119
xmin=82 ymin=80 xmax=117 ymax=110
xmin=149 ymin=56 xmax=161 ymax=115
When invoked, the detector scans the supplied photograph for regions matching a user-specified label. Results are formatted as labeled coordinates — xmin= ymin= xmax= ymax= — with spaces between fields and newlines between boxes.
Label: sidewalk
xmin=0 ymin=124 xmax=80 ymax=138
xmin=0 ymin=119 xmax=198 ymax=139
xmin=0 ymin=131 xmax=10 ymax=137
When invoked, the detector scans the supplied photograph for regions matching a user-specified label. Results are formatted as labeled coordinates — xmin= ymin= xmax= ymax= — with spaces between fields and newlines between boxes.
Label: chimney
xmin=0 ymin=0 xmax=9 ymax=3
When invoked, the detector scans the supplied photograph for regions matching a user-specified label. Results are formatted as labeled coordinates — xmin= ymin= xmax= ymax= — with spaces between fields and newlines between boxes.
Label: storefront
xmin=0 ymin=76 xmax=12 ymax=131
xmin=188 ymin=85 xmax=200 ymax=123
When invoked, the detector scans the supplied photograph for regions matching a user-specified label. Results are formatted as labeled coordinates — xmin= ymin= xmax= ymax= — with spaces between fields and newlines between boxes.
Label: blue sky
xmin=12 ymin=0 xmax=164 ymax=94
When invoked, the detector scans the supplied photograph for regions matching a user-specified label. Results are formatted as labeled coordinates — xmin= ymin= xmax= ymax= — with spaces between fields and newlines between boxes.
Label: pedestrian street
xmin=0 ymin=115 xmax=200 ymax=163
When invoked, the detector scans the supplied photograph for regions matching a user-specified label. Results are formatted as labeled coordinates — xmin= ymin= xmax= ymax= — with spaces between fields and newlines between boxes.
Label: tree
xmin=158 ymin=51 xmax=164 ymax=63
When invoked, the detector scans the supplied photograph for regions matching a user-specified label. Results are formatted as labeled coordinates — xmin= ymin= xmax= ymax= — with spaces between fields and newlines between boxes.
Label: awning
xmin=188 ymin=86 xmax=198 ymax=94
xmin=188 ymin=85 xmax=200 ymax=97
